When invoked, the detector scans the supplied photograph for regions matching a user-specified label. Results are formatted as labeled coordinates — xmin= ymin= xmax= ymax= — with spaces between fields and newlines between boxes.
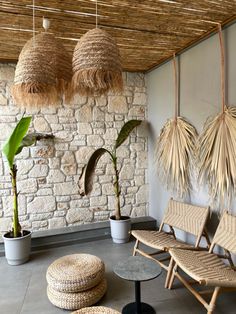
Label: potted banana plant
xmin=79 ymin=119 xmax=142 ymax=243
xmin=2 ymin=116 xmax=53 ymax=265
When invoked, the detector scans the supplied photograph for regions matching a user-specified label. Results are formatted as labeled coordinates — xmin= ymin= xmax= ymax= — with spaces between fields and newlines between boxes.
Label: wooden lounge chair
xmin=132 ymin=198 xmax=210 ymax=287
xmin=168 ymin=211 xmax=236 ymax=314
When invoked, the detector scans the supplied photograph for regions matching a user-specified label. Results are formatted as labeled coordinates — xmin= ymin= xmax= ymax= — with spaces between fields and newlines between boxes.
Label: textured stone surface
xmin=0 ymin=66 xmax=148 ymax=234
xmin=54 ymin=182 xmax=78 ymax=195
xmin=27 ymin=196 xmax=56 ymax=213
xmin=66 ymin=208 xmax=93 ymax=224
xmin=108 ymin=96 xmax=128 ymax=113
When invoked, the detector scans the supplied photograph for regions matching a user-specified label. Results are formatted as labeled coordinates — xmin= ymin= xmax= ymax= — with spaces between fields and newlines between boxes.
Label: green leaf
xmin=2 ymin=117 xmax=32 ymax=168
xmin=115 ymin=119 xmax=142 ymax=149
xmin=79 ymin=148 xmax=112 ymax=196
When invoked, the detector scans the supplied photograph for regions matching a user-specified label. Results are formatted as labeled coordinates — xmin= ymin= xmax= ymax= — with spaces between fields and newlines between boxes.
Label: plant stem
xmin=112 ymin=154 xmax=121 ymax=220
xmin=10 ymin=164 xmax=20 ymax=237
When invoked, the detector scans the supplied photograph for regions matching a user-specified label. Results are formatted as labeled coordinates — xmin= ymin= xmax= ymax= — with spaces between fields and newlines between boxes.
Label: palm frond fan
xmin=156 ymin=54 xmax=197 ymax=198
xmin=198 ymin=24 xmax=236 ymax=207
xmin=70 ymin=27 xmax=123 ymax=98
xmin=11 ymin=19 xmax=72 ymax=108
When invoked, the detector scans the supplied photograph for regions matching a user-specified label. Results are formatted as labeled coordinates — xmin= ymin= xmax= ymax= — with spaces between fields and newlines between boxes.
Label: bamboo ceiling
xmin=0 ymin=0 xmax=236 ymax=72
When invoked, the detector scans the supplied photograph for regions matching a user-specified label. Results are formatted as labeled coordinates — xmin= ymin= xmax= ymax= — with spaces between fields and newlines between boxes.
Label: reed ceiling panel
xmin=0 ymin=0 xmax=235 ymax=72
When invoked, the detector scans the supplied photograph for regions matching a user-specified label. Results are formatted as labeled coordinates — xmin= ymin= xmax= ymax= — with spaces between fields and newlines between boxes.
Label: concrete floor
xmin=0 ymin=238 xmax=235 ymax=314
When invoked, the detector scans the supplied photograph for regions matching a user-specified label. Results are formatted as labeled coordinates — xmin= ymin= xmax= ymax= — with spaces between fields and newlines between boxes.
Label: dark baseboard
xmin=0 ymin=216 xmax=157 ymax=256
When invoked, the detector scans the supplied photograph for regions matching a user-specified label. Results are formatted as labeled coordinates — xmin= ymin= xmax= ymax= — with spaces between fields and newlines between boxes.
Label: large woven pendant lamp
xmin=12 ymin=17 xmax=72 ymax=108
xmin=70 ymin=0 xmax=123 ymax=98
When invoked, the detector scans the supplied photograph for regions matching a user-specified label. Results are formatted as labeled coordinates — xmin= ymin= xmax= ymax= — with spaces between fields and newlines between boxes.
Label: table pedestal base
xmin=122 ymin=302 xmax=156 ymax=314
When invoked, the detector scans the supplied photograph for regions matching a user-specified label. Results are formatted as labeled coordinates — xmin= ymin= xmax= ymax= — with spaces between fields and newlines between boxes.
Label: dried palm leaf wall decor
xmin=11 ymin=18 xmax=72 ymax=108
xmin=198 ymin=24 xmax=236 ymax=207
xmin=156 ymin=54 xmax=197 ymax=198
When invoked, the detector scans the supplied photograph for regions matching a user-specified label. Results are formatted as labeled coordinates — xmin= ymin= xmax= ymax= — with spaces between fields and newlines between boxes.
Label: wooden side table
xmin=114 ymin=256 xmax=161 ymax=314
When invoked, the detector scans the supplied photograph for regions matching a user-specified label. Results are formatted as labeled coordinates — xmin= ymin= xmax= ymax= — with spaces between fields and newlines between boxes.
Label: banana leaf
xmin=2 ymin=117 xmax=32 ymax=168
xmin=115 ymin=119 xmax=142 ymax=149
xmin=79 ymin=148 xmax=112 ymax=196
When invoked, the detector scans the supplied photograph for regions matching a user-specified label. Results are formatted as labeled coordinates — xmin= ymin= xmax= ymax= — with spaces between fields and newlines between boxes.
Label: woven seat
xmin=168 ymin=212 xmax=236 ymax=314
xmin=132 ymin=230 xmax=192 ymax=251
xmin=71 ymin=306 xmax=121 ymax=314
xmin=46 ymin=254 xmax=105 ymax=292
xmin=132 ymin=198 xmax=210 ymax=288
xmin=47 ymin=278 xmax=107 ymax=310
xmin=169 ymin=248 xmax=236 ymax=287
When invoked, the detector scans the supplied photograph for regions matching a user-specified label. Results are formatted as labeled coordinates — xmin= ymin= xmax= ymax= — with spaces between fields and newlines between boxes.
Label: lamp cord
xmin=218 ymin=23 xmax=225 ymax=112
xmin=173 ymin=53 xmax=179 ymax=120
xmin=96 ymin=0 xmax=98 ymax=28
xmin=33 ymin=0 xmax=35 ymax=46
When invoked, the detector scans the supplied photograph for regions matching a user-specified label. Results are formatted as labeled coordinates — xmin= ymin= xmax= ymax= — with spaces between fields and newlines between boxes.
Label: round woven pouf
xmin=71 ymin=306 xmax=121 ymax=314
xmin=47 ymin=278 xmax=107 ymax=310
xmin=46 ymin=254 xmax=105 ymax=292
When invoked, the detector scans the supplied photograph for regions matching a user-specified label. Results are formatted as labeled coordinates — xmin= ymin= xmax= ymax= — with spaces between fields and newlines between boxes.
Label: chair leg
xmin=207 ymin=287 xmax=220 ymax=314
xmin=165 ymin=257 xmax=175 ymax=288
xmin=168 ymin=263 xmax=178 ymax=289
xmin=133 ymin=239 xmax=139 ymax=256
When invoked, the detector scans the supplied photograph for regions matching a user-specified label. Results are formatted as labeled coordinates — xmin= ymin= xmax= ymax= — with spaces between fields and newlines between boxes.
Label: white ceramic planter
xmin=3 ymin=230 xmax=31 ymax=266
xmin=109 ymin=216 xmax=131 ymax=244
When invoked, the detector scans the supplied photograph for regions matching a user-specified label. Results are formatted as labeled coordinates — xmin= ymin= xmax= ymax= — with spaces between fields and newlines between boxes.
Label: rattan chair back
xmin=161 ymin=198 xmax=209 ymax=237
xmin=210 ymin=211 xmax=236 ymax=254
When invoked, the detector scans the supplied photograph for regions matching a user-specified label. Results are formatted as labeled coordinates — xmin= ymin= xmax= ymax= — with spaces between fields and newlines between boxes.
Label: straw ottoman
xmin=72 ymin=306 xmax=121 ymax=314
xmin=46 ymin=254 xmax=107 ymax=310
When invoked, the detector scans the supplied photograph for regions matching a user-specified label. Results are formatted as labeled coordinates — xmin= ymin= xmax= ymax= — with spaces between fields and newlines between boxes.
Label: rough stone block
xmin=48 ymin=217 xmax=66 ymax=229
xmin=66 ymin=208 xmax=93 ymax=224
xmin=61 ymin=151 xmax=75 ymax=164
xmin=34 ymin=117 xmax=51 ymax=132
xmin=120 ymin=164 xmax=134 ymax=180
xmin=0 ymin=94 xmax=7 ymax=105
xmin=31 ymin=146 xmax=54 ymax=158
xmin=17 ymin=178 xmax=37 ymax=194
xmin=29 ymin=164 xmax=49 ymax=177
xmin=28 ymin=196 xmax=56 ymax=213
xmin=75 ymin=147 xmax=94 ymax=163
xmin=75 ymin=105 xmax=92 ymax=122
xmin=136 ymin=185 xmax=148 ymax=204
xmin=2 ymin=195 xmax=26 ymax=216
xmin=87 ymin=135 xmax=104 ymax=146
xmin=0 ymin=217 xmax=12 ymax=232
xmin=108 ymin=95 xmax=128 ymax=113
xmin=78 ymin=123 xmax=92 ymax=135
xmin=54 ymin=181 xmax=78 ymax=195
xmin=0 ymin=66 xmax=15 ymax=81
xmin=90 ymin=196 xmax=107 ymax=207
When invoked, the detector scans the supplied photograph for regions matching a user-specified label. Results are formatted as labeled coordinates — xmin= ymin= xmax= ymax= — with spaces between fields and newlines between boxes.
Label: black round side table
xmin=114 ymin=256 xmax=161 ymax=314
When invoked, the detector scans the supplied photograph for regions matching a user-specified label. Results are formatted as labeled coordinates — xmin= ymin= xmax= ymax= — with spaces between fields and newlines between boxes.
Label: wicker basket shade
xmin=70 ymin=28 xmax=123 ymax=98
xmin=12 ymin=32 xmax=72 ymax=107
xmin=71 ymin=306 xmax=121 ymax=314
xmin=47 ymin=278 xmax=107 ymax=310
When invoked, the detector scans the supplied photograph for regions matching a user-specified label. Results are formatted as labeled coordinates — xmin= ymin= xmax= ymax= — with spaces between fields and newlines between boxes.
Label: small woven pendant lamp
xmin=70 ymin=1 xmax=123 ymax=98
xmin=12 ymin=18 xmax=72 ymax=108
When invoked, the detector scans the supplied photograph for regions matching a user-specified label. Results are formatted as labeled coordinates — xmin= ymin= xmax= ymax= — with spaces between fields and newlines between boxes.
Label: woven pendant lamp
xmin=70 ymin=27 xmax=123 ymax=98
xmin=12 ymin=19 xmax=72 ymax=108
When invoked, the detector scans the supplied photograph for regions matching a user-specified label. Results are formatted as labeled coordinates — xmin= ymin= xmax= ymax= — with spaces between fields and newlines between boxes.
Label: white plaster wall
xmin=147 ymin=22 xmax=236 ymax=240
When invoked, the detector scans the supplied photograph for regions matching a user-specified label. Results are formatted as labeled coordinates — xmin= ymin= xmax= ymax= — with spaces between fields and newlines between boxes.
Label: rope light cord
xmin=33 ymin=0 xmax=35 ymax=47
xmin=96 ymin=0 xmax=98 ymax=28
xmin=218 ymin=23 xmax=226 ymax=112
xmin=173 ymin=53 xmax=179 ymax=120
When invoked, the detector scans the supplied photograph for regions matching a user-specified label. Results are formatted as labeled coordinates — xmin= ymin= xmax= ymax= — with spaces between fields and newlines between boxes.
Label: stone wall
xmin=0 ymin=64 xmax=148 ymax=234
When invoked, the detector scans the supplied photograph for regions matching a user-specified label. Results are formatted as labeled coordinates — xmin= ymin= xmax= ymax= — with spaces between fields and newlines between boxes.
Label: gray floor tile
xmin=0 ymin=238 xmax=235 ymax=314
